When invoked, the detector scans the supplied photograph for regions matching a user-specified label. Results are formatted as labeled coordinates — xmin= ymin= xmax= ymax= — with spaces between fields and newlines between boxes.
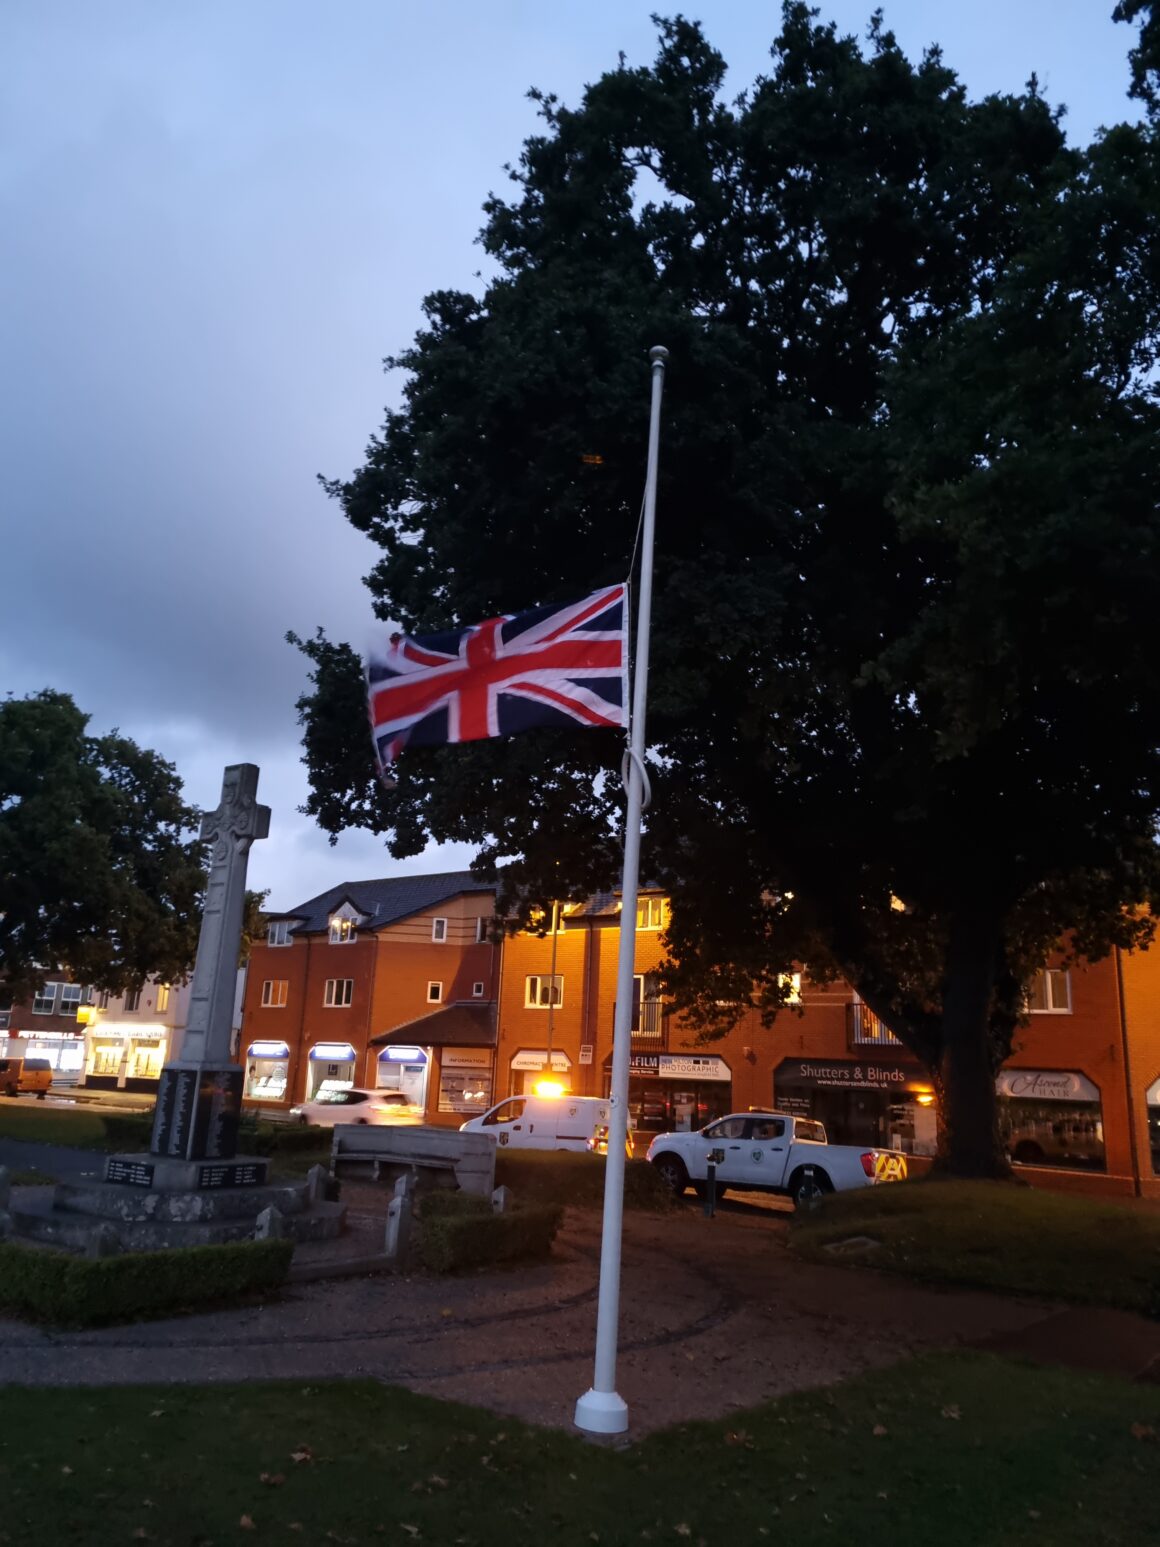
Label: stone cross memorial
xmin=146 ymin=763 xmax=271 ymax=1183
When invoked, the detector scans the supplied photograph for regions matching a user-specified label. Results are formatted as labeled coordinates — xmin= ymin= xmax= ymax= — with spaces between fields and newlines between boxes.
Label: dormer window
xmin=328 ymin=906 xmax=359 ymax=945
xmin=268 ymin=921 xmax=291 ymax=947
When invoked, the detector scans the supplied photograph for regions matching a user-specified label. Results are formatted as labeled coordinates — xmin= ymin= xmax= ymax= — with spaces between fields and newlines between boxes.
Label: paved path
xmin=0 ymin=1138 xmax=104 ymax=1180
xmin=0 ymin=1201 xmax=1066 ymax=1435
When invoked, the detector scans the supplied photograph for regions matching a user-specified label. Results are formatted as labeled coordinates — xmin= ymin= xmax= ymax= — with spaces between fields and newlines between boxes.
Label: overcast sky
xmin=1 ymin=1 xmax=1143 ymax=910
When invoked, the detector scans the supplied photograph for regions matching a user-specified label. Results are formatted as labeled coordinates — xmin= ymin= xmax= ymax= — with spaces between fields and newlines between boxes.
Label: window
xmin=58 ymin=984 xmax=83 ymax=1018
xmin=1028 ymin=970 xmax=1071 ymax=1014
xmin=750 ymin=1119 xmax=786 ymax=1141
xmin=427 ymin=981 xmax=443 ymax=1004
xmin=636 ymin=897 xmax=664 ymax=930
xmin=525 ymin=975 xmax=563 ymax=1008
xmin=0 ymin=1010 xmax=10 ymax=1031
xmin=323 ymin=979 xmax=354 ymax=1007
xmin=268 ymin=921 xmax=291 ymax=947
xmin=779 ymin=972 xmax=802 ymax=1005
xmin=261 ymin=980 xmax=288 ymax=1009
xmin=475 ymin=917 xmax=488 ymax=944
xmin=704 ymin=1117 xmax=748 ymax=1140
xmin=432 ymin=917 xmax=448 ymax=943
xmin=482 ymin=1098 xmax=526 ymax=1126
xmin=155 ymin=984 xmax=170 ymax=1014
xmin=472 ymin=981 xmax=485 ymax=998
xmin=97 ymin=990 xmax=110 ymax=1011
xmin=124 ymin=988 xmax=141 ymax=1013
xmin=32 ymin=984 xmax=57 ymax=1015
xmin=329 ymin=917 xmax=357 ymax=945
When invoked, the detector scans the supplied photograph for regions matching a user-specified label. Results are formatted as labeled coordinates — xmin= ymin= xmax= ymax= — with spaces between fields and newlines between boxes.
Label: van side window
xmin=482 ymin=1098 xmax=526 ymax=1126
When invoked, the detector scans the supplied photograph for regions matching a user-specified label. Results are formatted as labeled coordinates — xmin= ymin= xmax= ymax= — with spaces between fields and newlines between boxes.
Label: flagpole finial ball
xmin=649 ymin=345 xmax=669 ymax=364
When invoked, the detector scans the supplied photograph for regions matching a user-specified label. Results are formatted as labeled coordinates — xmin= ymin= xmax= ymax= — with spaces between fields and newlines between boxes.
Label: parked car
xmin=289 ymin=1087 xmax=424 ymax=1127
xmin=0 ymin=1056 xmax=52 ymax=1099
xmin=646 ymin=1110 xmax=908 ymax=1209
xmin=461 ymin=1093 xmax=612 ymax=1150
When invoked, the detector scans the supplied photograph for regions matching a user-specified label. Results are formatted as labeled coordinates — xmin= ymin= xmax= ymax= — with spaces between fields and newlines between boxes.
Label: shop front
xmin=1148 ymin=1077 xmax=1160 ymax=1176
xmin=12 ymin=1030 xmax=85 ymax=1086
xmin=306 ymin=1041 xmax=358 ymax=1100
xmin=604 ymin=1052 xmax=733 ymax=1137
xmin=85 ymin=1033 xmax=126 ymax=1088
xmin=997 ymin=1069 xmax=1105 ymax=1171
xmin=438 ymin=1047 xmax=494 ymax=1117
xmin=244 ymin=1040 xmax=291 ymax=1102
xmin=124 ymin=1035 xmax=166 ymax=1090
xmin=510 ymin=1048 xmax=572 ymax=1095
xmin=774 ymin=1057 xmax=937 ymax=1155
xmin=374 ymin=1045 xmax=429 ymax=1109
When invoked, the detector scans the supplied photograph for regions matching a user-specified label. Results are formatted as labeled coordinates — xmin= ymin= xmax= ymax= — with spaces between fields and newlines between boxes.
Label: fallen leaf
xmin=60 ymin=1465 xmax=73 ymax=1475
xmin=872 ymin=1424 xmax=888 ymax=1437
xmin=428 ymin=1475 xmax=449 ymax=1489
xmin=1130 ymin=1423 xmax=1157 ymax=1441
xmin=291 ymin=1446 xmax=314 ymax=1465
xmin=400 ymin=1527 xmax=420 ymax=1539
xmin=877 ymin=1492 xmax=888 ymax=1501
xmin=289 ymin=1526 xmax=304 ymax=1534
xmin=131 ymin=1533 xmax=152 ymax=1543
xmin=675 ymin=1527 xmax=691 ymax=1539
xmin=1028 ymin=1510 xmax=1041 ymax=1521
xmin=440 ymin=1308 xmax=453 ymax=1318
xmin=941 ymin=1405 xmax=961 ymax=1421
xmin=260 ymin=1472 xmax=286 ymax=1487
xmin=240 ymin=1516 xmax=256 ymax=1531
xmin=148 ymin=1411 xmax=164 ymax=1420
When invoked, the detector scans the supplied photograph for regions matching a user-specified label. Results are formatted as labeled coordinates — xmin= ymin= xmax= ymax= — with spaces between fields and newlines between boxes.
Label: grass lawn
xmin=791 ymin=1180 xmax=1160 ymax=1315
xmin=0 ymin=1103 xmax=108 ymax=1148
xmin=1 ymin=1354 xmax=1157 ymax=1545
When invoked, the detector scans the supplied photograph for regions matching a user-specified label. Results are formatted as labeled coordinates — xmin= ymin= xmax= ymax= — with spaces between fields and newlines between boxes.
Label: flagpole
xmin=574 ymin=344 xmax=668 ymax=1436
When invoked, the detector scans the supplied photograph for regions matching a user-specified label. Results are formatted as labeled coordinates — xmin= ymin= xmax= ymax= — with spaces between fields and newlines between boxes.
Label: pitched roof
xmin=270 ymin=870 xmax=495 ymax=935
xmin=370 ymin=1001 xmax=497 ymax=1049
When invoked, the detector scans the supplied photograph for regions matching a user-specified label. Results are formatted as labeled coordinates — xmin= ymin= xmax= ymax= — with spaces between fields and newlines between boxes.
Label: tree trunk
xmin=933 ymin=905 xmax=1012 ymax=1179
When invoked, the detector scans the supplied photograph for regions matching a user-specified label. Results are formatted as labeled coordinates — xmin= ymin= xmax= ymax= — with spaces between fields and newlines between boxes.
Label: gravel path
xmin=0 ymin=1197 xmax=1052 ymax=1435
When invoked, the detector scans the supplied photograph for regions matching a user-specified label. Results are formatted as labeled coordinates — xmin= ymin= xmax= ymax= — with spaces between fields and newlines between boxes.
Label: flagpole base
xmin=574 ymin=1387 xmax=629 ymax=1435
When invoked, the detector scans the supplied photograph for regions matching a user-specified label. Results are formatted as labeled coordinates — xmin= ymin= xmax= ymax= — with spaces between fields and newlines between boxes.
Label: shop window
xmin=427 ymin=981 xmax=443 ymax=1004
xmin=245 ymin=1042 xmax=291 ymax=1101
xmin=130 ymin=1042 xmax=163 ymax=1081
xmin=124 ymin=988 xmax=141 ymax=1013
xmin=526 ymin=975 xmax=563 ymax=1008
xmin=323 ymin=978 xmax=354 ymax=1008
xmin=432 ymin=917 xmax=448 ymax=943
xmin=437 ymin=1055 xmax=493 ymax=1115
xmin=261 ymin=979 xmax=288 ymax=1008
xmin=1147 ymin=1078 xmax=1160 ymax=1177
xmin=268 ymin=921 xmax=291 ymax=947
xmin=1027 ymin=969 xmax=1071 ymax=1013
xmin=997 ymin=1070 xmax=1104 ymax=1170
xmin=329 ymin=916 xmax=357 ymax=945
xmin=155 ymin=984 xmax=170 ymax=1014
xmin=636 ymin=897 xmax=664 ymax=930
xmin=32 ymin=985 xmax=58 ymax=1015
xmin=90 ymin=1044 xmax=122 ymax=1078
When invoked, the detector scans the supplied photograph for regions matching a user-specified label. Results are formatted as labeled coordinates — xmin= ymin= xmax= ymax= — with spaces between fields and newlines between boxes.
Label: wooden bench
xmin=330 ymin=1124 xmax=496 ymax=1198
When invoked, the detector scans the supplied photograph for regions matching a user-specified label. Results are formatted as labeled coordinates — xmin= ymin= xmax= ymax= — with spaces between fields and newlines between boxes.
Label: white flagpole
xmin=574 ymin=344 xmax=668 ymax=1436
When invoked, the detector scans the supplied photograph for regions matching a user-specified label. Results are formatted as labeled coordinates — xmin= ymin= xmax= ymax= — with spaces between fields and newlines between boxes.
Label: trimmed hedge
xmin=100 ymin=1113 xmax=153 ymax=1151
xmin=100 ymin=1113 xmax=329 ymax=1158
xmin=0 ymin=1239 xmax=293 ymax=1328
xmin=420 ymin=1202 xmax=563 ymax=1273
xmin=418 ymin=1189 xmax=492 ymax=1221
xmin=493 ymin=1151 xmax=674 ymax=1212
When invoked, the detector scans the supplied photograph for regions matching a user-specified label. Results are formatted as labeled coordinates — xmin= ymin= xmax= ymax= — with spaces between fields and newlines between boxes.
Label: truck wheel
xmin=652 ymin=1154 xmax=690 ymax=1196
xmin=790 ymin=1167 xmax=832 ymax=1211
xmin=3 ymin=1085 xmax=16 ymax=1098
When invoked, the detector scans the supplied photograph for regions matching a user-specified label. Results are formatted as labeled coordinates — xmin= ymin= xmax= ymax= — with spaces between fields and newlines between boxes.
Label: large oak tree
xmin=292 ymin=5 xmax=1160 ymax=1174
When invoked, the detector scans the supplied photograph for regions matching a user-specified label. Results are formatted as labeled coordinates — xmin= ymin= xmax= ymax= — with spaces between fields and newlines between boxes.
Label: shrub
xmin=0 ymin=1239 xmax=293 ymax=1328
xmin=493 ymin=1151 xmax=673 ymax=1212
xmin=420 ymin=1202 xmax=563 ymax=1273
xmin=100 ymin=1113 xmax=153 ymax=1151
xmin=418 ymin=1189 xmax=492 ymax=1220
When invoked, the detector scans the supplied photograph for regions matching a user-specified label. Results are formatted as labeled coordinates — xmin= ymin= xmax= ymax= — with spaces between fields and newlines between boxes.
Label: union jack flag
xmin=366 ymin=585 xmax=629 ymax=776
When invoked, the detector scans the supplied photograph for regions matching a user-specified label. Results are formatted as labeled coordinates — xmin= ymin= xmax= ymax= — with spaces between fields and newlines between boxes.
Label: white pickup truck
xmin=646 ymin=1110 xmax=907 ymax=1209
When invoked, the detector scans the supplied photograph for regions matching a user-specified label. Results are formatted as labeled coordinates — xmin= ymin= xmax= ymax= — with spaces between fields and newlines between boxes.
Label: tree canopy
xmin=293 ymin=4 xmax=1160 ymax=1173
xmin=0 ymin=690 xmax=207 ymax=999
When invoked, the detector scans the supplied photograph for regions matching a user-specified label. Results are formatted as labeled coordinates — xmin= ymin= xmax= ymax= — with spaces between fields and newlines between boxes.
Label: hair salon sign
xmin=995 ymin=1069 xmax=1099 ymax=1103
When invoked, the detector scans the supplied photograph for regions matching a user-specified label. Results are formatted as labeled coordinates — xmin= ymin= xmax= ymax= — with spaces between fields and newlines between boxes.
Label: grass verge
xmin=791 ymin=1179 xmax=1160 ymax=1314
xmin=1 ymin=1353 xmax=1158 ymax=1545
xmin=0 ymin=1104 xmax=108 ymax=1148
xmin=493 ymin=1149 xmax=674 ymax=1210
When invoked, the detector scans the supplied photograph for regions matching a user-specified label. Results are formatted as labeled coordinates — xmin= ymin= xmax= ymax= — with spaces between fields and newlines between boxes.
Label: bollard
xmin=703 ymin=1148 xmax=723 ymax=1218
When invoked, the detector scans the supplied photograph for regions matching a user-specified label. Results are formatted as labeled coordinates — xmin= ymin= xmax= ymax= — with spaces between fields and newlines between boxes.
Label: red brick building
xmin=239 ymin=871 xmax=497 ymax=1122
xmin=496 ymin=888 xmax=1160 ymax=1200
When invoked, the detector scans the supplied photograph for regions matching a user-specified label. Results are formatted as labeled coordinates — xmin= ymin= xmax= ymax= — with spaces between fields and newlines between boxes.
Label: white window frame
xmin=427 ymin=981 xmax=443 ymax=1004
xmin=323 ymin=978 xmax=354 ymax=1008
xmin=0 ymin=1010 xmax=10 ymax=1031
xmin=1028 ymin=969 xmax=1072 ymax=1014
xmin=32 ymin=984 xmax=58 ymax=1015
xmin=267 ymin=921 xmax=291 ymax=947
xmin=155 ymin=984 xmax=171 ymax=1014
xmin=261 ymin=980 xmax=288 ymax=1009
xmin=97 ymin=990 xmax=110 ymax=1011
xmin=329 ymin=917 xmax=357 ymax=945
xmin=57 ymin=984 xmax=84 ymax=1018
xmin=475 ymin=917 xmax=488 ymax=944
xmin=525 ymin=975 xmax=563 ymax=1009
xmin=431 ymin=917 xmax=448 ymax=943
xmin=124 ymin=988 xmax=141 ymax=1013
xmin=472 ymin=981 xmax=485 ymax=998
xmin=636 ymin=897 xmax=664 ymax=930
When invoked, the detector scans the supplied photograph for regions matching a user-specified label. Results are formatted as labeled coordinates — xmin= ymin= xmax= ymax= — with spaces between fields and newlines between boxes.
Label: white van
xmin=460 ymin=1093 xmax=612 ymax=1151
